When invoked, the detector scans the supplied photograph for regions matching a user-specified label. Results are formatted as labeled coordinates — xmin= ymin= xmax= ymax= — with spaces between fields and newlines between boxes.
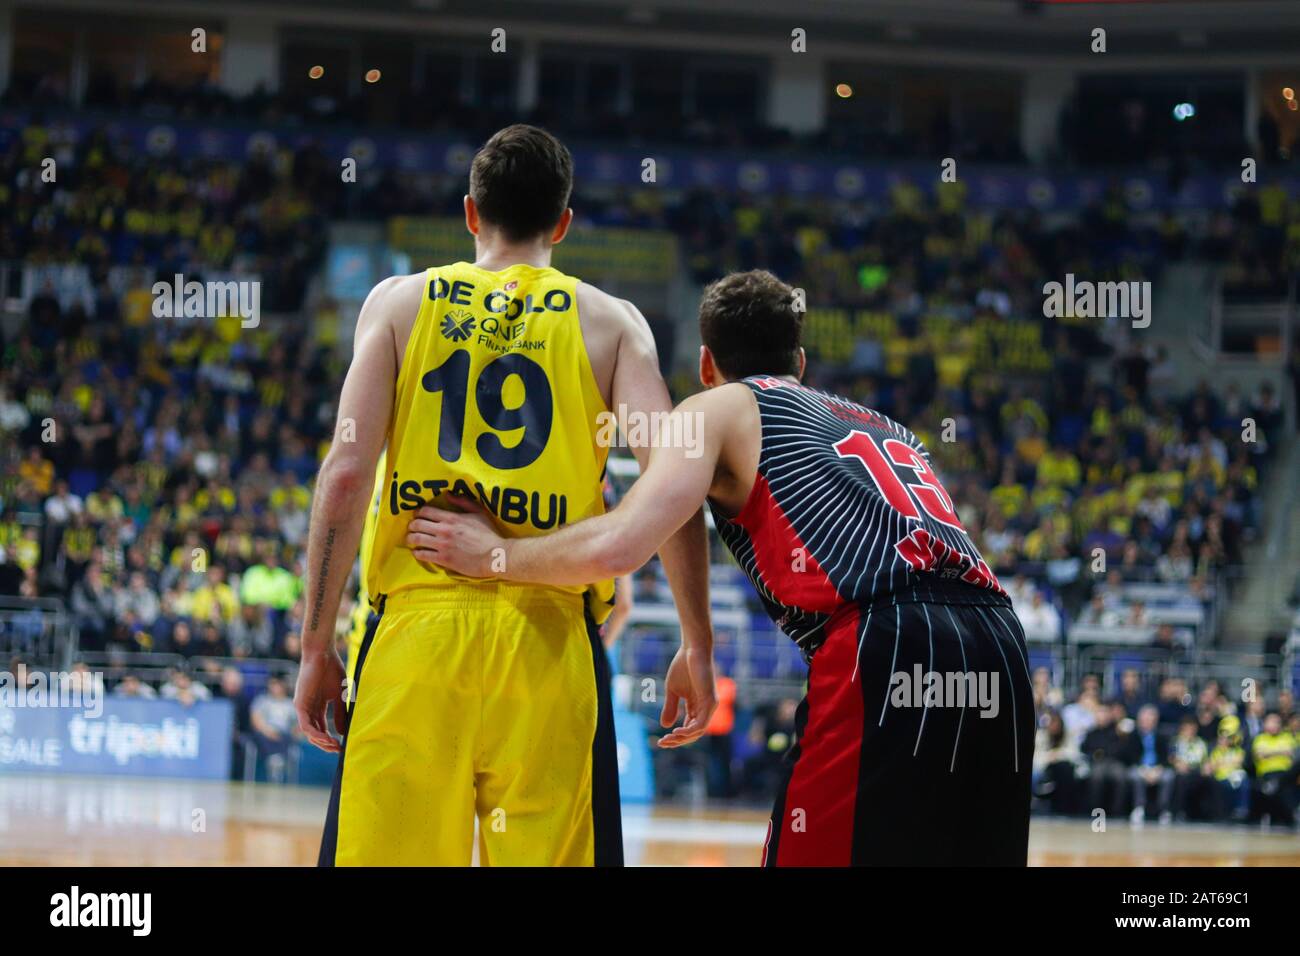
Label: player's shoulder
xmin=575 ymin=281 xmax=645 ymax=330
xmin=806 ymin=383 xmax=926 ymax=446
xmin=357 ymin=272 xmax=426 ymax=331
xmin=367 ymin=271 xmax=427 ymax=310
xmin=677 ymin=381 xmax=756 ymax=418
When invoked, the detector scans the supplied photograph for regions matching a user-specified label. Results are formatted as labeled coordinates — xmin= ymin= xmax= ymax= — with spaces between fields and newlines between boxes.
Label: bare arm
xmin=515 ymin=407 xmax=719 ymax=584
xmin=295 ymin=275 xmax=407 ymax=750
xmin=301 ymin=281 xmax=399 ymax=657
xmin=606 ymin=301 xmax=713 ymax=649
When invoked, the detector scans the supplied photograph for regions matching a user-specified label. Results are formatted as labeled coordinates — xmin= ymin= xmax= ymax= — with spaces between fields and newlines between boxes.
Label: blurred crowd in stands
xmin=1 ymin=120 xmax=1292 ymax=628
xmin=0 ymin=121 xmax=333 ymax=312
xmin=919 ymin=367 xmax=1281 ymax=646
xmin=0 ymin=95 xmax=1296 ymax=795
xmin=0 ymin=310 xmax=344 ymax=659
xmin=1034 ymin=668 xmax=1299 ymax=827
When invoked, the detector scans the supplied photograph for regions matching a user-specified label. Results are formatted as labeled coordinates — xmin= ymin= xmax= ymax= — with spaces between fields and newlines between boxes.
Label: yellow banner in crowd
xmin=388 ymin=217 xmax=678 ymax=284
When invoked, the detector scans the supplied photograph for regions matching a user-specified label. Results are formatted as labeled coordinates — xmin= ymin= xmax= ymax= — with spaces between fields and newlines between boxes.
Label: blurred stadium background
xmin=1 ymin=0 xmax=1299 ymax=865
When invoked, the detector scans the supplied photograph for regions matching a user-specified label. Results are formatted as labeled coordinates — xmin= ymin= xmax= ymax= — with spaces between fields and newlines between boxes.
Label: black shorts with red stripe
xmin=762 ymin=580 xmax=1034 ymax=867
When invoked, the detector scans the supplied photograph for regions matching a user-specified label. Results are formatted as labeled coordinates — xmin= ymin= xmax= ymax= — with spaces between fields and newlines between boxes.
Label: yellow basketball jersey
xmin=367 ymin=262 xmax=615 ymax=622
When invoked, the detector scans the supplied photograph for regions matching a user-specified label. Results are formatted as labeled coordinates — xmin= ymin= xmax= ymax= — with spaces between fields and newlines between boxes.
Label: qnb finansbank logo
xmin=50 ymin=886 xmax=151 ymax=937
xmin=151 ymin=273 xmax=260 ymax=327
xmin=1042 ymin=273 xmax=1151 ymax=329
xmin=888 ymin=665 xmax=1000 ymax=719
xmin=0 ymin=670 xmax=102 ymax=719
xmin=440 ymin=309 xmax=477 ymax=342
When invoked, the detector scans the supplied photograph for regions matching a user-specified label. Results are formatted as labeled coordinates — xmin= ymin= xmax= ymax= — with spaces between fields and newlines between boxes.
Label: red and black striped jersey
xmin=708 ymin=375 xmax=1007 ymax=660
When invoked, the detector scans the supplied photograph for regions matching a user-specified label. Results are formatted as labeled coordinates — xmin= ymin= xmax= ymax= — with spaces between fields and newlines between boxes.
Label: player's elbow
xmin=316 ymin=454 xmax=371 ymax=504
xmin=592 ymin=527 xmax=652 ymax=579
xmin=597 ymin=553 xmax=637 ymax=580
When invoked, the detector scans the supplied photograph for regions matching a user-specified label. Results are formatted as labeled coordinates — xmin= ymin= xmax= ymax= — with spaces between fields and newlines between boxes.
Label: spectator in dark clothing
xmin=149 ymin=594 xmax=185 ymax=654
xmin=217 ymin=667 xmax=254 ymax=780
xmin=1150 ymin=623 xmax=1181 ymax=658
xmin=196 ymin=622 xmax=231 ymax=661
xmin=1277 ymin=690 xmax=1296 ymax=724
xmin=1117 ymin=344 xmax=1151 ymax=399
xmin=166 ymin=620 xmax=198 ymax=659
xmin=703 ymin=674 xmax=737 ymax=799
xmin=0 ymin=553 xmax=23 ymax=595
xmin=69 ymin=562 xmax=114 ymax=651
xmin=1114 ymin=668 xmax=1150 ymax=718
xmin=1124 ymin=704 xmax=1173 ymax=823
xmin=1240 ymin=698 xmax=1266 ymax=748
xmin=1081 ymin=702 xmax=1133 ymax=817
xmin=1194 ymin=681 xmax=1229 ymax=744
xmin=1250 ymin=381 xmax=1284 ymax=443
xmin=1156 ymin=678 xmax=1195 ymax=730
xmin=740 ymin=697 xmax=798 ymax=800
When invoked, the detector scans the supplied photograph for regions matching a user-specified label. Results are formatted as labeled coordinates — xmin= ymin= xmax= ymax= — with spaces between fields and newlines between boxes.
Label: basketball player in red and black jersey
xmin=406 ymin=269 xmax=1034 ymax=866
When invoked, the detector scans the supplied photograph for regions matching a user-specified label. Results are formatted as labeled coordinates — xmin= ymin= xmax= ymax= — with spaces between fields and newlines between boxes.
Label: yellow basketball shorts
xmin=318 ymin=584 xmax=623 ymax=866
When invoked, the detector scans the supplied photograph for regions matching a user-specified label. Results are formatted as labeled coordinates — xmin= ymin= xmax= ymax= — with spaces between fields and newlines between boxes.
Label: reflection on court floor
xmin=2 ymin=774 xmax=1298 ymax=867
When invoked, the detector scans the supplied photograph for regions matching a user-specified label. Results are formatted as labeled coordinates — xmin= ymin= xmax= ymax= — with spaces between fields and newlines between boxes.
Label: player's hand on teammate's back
xmin=658 ymin=643 xmax=718 ymax=749
xmin=295 ymin=650 xmax=348 ymax=753
xmin=405 ymin=498 xmax=503 ymax=577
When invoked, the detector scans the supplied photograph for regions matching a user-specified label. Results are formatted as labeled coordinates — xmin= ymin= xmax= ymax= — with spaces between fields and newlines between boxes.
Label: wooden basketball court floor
xmin=2 ymin=773 xmax=1298 ymax=866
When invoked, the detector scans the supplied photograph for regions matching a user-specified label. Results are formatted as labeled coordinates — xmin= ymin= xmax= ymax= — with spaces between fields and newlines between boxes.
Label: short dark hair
xmin=469 ymin=125 xmax=573 ymax=242
xmin=698 ymin=270 xmax=802 ymax=379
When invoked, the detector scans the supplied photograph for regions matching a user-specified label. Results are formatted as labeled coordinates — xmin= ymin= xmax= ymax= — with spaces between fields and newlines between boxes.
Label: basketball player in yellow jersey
xmin=294 ymin=125 xmax=717 ymax=867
